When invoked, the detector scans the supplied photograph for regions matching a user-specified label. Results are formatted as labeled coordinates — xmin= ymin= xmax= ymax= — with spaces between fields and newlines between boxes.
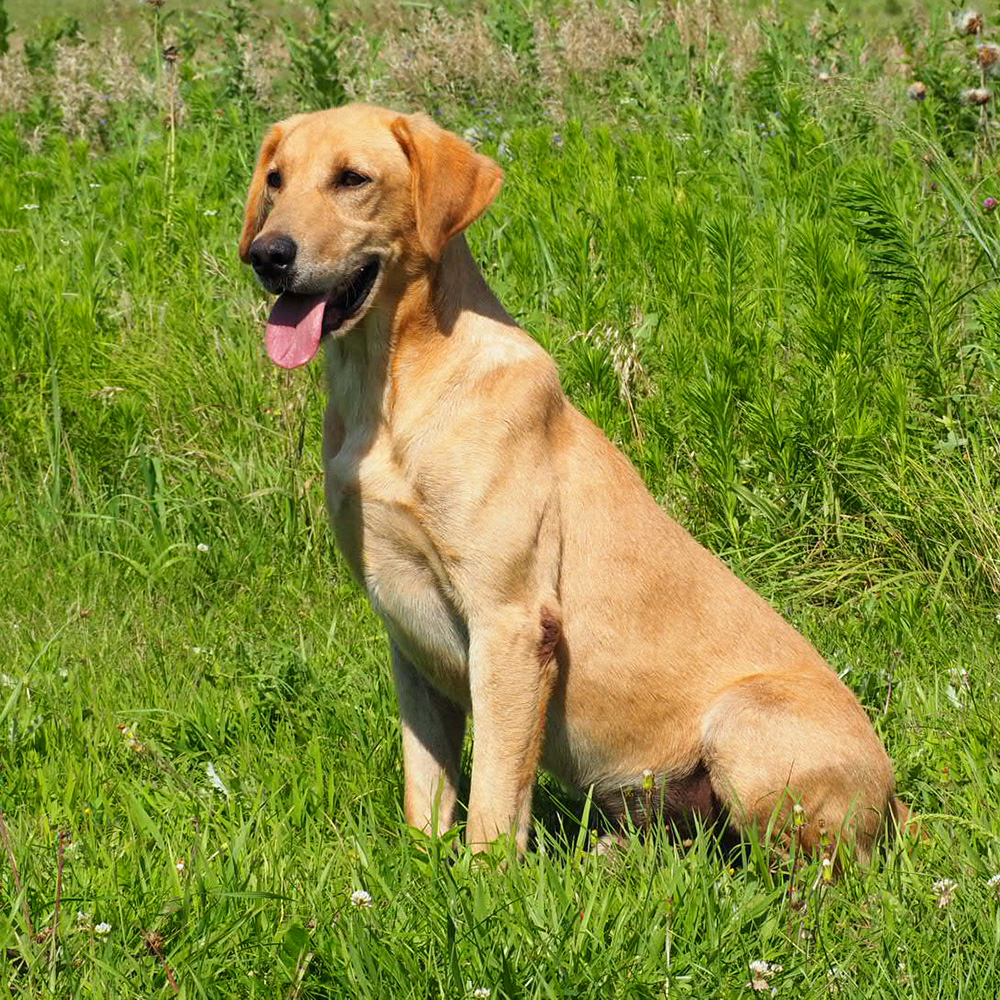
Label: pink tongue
xmin=265 ymin=293 xmax=327 ymax=369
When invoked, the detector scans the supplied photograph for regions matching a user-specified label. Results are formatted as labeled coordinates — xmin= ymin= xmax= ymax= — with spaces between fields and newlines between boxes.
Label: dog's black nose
xmin=249 ymin=234 xmax=297 ymax=280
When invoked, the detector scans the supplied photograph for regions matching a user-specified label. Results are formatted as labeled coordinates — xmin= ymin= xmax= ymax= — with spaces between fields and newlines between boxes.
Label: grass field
xmin=2 ymin=1 xmax=1000 ymax=996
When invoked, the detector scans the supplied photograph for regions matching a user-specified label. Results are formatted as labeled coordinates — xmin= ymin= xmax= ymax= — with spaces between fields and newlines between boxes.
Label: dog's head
xmin=239 ymin=103 xmax=503 ymax=369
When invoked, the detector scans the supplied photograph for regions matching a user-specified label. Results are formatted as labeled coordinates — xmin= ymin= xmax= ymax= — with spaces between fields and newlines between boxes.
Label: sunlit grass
xmin=2 ymin=1 xmax=1000 ymax=997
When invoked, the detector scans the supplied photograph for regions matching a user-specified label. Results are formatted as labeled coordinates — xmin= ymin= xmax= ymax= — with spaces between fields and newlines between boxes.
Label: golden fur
xmin=241 ymin=103 xmax=904 ymax=859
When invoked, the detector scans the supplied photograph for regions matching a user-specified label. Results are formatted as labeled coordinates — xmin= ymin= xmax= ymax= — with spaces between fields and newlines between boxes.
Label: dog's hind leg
xmin=392 ymin=646 xmax=466 ymax=837
xmin=700 ymin=671 xmax=896 ymax=861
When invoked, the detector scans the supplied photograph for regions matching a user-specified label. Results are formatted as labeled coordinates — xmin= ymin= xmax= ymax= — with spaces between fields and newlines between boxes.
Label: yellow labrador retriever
xmin=240 ymin=103 xmax=904 ymax=859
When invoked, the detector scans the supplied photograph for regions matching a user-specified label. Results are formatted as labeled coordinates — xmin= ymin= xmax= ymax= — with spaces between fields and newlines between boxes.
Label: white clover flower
xmin=933 ymin=878 xmax=957 ymax=908
xmin=748 ymin=960 xmax=782 ymax=992
xmin=94 ymin=921 xmax=112 ymax=935
xmin=473 ymin=990 xmax=492 ymax=999
xmin=350 ymin=889 xmax=373 ymax=909
xmin=93 ymin=386 xmax=126 ymax=404
xmin=197 ymin=542 xmax=210 ymax=552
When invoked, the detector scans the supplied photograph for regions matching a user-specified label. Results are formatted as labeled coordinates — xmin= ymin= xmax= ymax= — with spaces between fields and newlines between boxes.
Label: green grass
xmin=2 ymin=1 xmax=1000 ymax=997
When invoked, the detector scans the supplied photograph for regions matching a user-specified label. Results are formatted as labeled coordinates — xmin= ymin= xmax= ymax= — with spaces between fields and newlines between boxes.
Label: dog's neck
xmin=323 ymin=235 xmax=510 ymax=436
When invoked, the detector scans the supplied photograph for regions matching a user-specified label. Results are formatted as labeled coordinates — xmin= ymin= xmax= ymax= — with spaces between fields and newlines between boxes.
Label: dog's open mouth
xmin=264 ymin=258 xmax=381 ymax=369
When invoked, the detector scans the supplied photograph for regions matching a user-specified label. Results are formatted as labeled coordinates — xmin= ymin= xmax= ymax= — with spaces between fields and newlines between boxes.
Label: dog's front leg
xmin=466 ymin=606 xmax=560 ymax=854
xmin=392 ymin=645 xmax=466 ymax=837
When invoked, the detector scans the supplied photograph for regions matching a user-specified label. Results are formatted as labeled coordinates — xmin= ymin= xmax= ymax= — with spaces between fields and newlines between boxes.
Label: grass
xmin=2 ymin=1 xmax=1000 ymax=996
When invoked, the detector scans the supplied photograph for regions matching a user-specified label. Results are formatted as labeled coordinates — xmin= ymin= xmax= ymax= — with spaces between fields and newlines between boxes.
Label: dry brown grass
xmin=49 ymin=33 xmax=149 ymax=138
xmin=0 ymin=49 xmax=33 ymax=117
xmin=0 ymin=0 xmax=782 ymax=138
xmin=372 ymin=7 xmax=523 ymax=108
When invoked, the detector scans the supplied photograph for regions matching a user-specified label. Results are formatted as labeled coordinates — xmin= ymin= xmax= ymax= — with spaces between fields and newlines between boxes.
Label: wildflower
xmin=350 ymin=889 xmax=373 ymax=909
xmin=748 ymin=960 xmax=782 ymax=992
xmin=933 ymin=878 xmax=957 ymax=908
xmin=984 ymin=197 xmax=998 ymax=212
xmin=956 ymin=10 xmax=984 ymax=35
xmin=473 ymin=990 xmax=492 ymax=999
xmin=197 ymin=542 xmax=210 ymax=552
xmin=203 ymin=209 xmax=218 ymax=216
xmin=827 ymin=967 xmax=845 ymax=994
xmin=118 ymin=722 xmax=145 ymax=752
xmin=175 ymin=858 xmax=185 ymax=873
xmin=977 ymin=43 xmax=1000 ymax=71
xmin=792 ymin=803 xmax=805 ymax=826
xmin=551 ymin=132 xmax=564 ymax=148
xmin=907 ymin=82 xmax=926 ymax=101
xmin=93 ymin=386 xmax=126 ymax=404
xmin=963 ymin=88 xmax=990 ymax=105
xmin=77 ymin=911 xmax=92 ymax=929
xmin=94 ymin=921 xmax=112 ymax=935
xmin=817 ymin=71 xmax=831 ymax=83
xmin=20 ymin=204 xmax=39 ymax=211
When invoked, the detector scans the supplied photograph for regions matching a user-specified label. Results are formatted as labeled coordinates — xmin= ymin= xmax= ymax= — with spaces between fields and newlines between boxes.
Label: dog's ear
xmin=390 ymin=113 xmax=503 ymax=262
xmin=238 ymin=124 xmax=285 ymax=263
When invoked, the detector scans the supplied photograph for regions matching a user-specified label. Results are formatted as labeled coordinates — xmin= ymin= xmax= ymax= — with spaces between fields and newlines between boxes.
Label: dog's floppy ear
xmin=238 ymin=123 xmax=285 ymax=263
xmin=390 ymin=113 xmax=503 ymax=262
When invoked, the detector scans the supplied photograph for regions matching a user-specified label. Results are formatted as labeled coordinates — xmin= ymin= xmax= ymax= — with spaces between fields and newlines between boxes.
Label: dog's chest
xmin=324 ymin=426 xmax=471 ymax=707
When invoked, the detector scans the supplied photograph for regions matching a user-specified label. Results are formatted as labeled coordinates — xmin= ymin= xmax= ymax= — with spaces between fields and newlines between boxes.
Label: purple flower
xmin=983 ymin=197 xmax=997 ymax=213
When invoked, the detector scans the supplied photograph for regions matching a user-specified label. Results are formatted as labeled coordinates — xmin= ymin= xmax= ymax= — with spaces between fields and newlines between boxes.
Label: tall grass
xmin=2 ymin=1 xmax=1000 ymax=996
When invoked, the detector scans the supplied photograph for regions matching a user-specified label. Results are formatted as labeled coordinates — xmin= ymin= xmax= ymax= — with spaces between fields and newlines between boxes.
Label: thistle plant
xmin=953 ymin=10 xmax=997 ymax=168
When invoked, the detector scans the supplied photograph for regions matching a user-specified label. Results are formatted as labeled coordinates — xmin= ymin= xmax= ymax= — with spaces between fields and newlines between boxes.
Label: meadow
xmin=2 ymin=0 xmax=1000 ymax=996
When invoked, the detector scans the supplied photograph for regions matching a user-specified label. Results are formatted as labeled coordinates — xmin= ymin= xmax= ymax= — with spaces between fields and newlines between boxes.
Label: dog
xmin=240 ymin=103 xmax=906 ymax=860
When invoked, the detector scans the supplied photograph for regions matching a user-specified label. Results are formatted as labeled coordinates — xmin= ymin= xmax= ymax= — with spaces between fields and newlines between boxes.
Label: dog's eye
xmin=339 ymin=170 xmax=370 ymax=188
xmin=266 ymin=169 xmax=282 ymax=190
